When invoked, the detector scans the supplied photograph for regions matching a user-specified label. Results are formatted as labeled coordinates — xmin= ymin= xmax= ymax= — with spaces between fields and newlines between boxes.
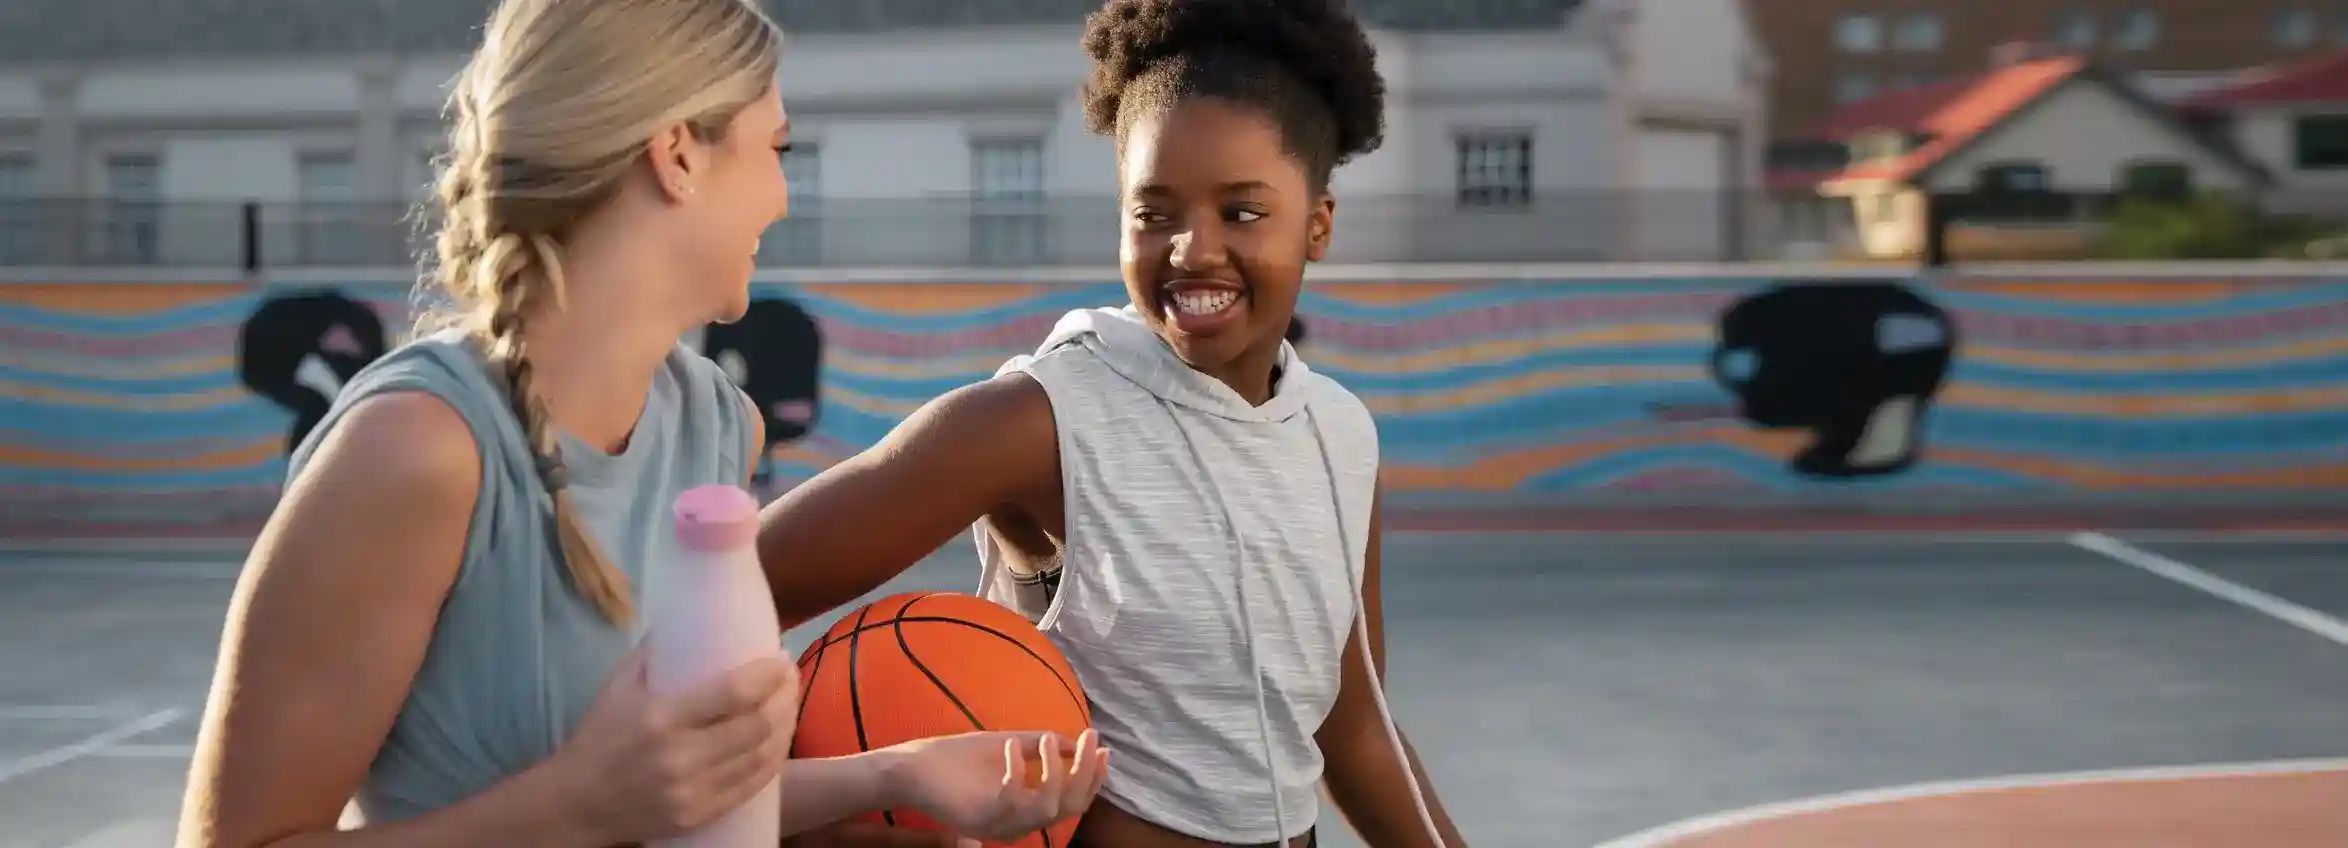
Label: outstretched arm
xmin=754 ymin=372 xmax=1059 ymax=630
xmin=1317 ymin=489 xmax=1468 ymax=848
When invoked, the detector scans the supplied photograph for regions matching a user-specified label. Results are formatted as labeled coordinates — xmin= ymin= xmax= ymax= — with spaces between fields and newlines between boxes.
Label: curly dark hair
xmin=1079 ymin=0 xmax=1386 ymax=192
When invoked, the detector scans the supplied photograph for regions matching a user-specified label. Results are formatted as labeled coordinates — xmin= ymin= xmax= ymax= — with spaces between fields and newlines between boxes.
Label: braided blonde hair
xmin=421 ymin=0 xmax=782 ymax=627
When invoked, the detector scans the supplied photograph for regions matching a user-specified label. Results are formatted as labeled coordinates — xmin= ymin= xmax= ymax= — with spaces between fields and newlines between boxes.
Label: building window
xmin=1893 ymin=13 xmax=1942 ymax=51
xmin=1455 ymin=132 xmax=1532 ymax=207
xmin=2274 ymin=8 xmax=2316 ymax=47
xmin=762 ymin=142 xmax=822 ymax=265
xmin=2113 ymin=9 xmax=2160 ymax=50
xmin=1834 ymin=14 xmax=1882 ymax=52
xmin=1975 ymin=161 xmax=2058 ymax=220
xmin=0 ymin=155 xmax=36 ymax=263
xmin=2053 ymin=10 xmax=2096 ymax=49
xmin=1834 ymin=72 xmax=1877 ymax=103
xmin=1977 ymin=162 xmax=2051 ymax=193
xmin=2293 ymin=115 xmax=2348 ymax=169
xmin=0 ymin=156 xmax=29 ymax=195
xmin=296 ymin=152 xmax=359 ymax=264
xmin=102 ymin=153 xmax=161 ymax=264
xmin=2118 ymin=160 xmax=2192 ymax=199
xmin=970 ymin=138 xmax=1045 ymax=264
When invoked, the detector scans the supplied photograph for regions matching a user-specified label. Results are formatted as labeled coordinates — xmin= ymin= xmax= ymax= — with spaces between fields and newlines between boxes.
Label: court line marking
xmin=2071 ymin=531 xmax=2348 ymax=648
xmin=1590 ymin=756 xmax=2348 ymax=848
xmin=1390 ymin=530 xmax=2348 ymax=544
xmin=0 ymin=704 xmax=159 ymax=721
xmin=0 ymin=708 xmax=183 ymax=785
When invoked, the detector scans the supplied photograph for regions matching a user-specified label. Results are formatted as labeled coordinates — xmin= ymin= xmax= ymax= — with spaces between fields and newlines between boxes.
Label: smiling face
xmin=1118 ymin=98 xmax=1333 ymax=382
xmin=668 ymin=86 xmax=793 ymax=325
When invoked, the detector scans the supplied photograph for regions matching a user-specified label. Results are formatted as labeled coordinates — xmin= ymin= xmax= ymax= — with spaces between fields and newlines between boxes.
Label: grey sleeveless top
xmin=285 ymin=327 xmax=759 ymax=824
xmin=974 ymin=307 xmax=1380 ymax=844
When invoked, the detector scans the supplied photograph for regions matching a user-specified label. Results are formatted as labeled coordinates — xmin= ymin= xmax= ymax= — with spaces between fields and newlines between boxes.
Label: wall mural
xmin=1706 ymin=280 xmax=1956 ymax=478
xmin=1 ymin=276 xmax=2343 ymax=539
xmin=702 ymin=297 xmax=824 ymax=488
xmin=236 ymin=290 xmax=391 ymax=453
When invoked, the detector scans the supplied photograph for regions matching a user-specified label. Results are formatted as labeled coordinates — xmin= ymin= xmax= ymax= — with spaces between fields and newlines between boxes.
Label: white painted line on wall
xmin=2072 ymin=531 xmax=2348 ymax=648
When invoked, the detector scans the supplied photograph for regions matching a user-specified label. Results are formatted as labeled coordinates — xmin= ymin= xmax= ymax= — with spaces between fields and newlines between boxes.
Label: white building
xmin=0 ymin=0 xmax=1767 ymax=268
xmin=1767 ymin=52 xmax=2268 ymax=261
xmin=2176 ymin=50 xmax=2348 ymax=217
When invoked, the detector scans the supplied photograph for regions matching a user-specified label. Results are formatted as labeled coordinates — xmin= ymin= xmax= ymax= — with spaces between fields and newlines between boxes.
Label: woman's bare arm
xmin=177 ymin=392 xmax=596 ymax=848
xmin=755 ymin=372 xmax=1058 ymax=629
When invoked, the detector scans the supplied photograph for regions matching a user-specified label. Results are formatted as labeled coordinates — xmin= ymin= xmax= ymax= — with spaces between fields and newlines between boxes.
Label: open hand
xmin=888 ymin=729 xmax=1110 ymax=843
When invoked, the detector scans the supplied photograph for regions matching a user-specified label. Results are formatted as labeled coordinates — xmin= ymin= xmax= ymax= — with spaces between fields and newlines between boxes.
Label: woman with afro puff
xmin=758 ymin=0 xmax=1470 ymax=845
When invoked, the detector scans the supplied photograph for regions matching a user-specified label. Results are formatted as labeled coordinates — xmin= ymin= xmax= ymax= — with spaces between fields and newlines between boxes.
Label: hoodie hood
xmin=1036 ymin=305 xmax=1313 ymax=424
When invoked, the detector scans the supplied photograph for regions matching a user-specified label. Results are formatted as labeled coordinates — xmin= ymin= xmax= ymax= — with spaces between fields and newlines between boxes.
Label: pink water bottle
xmin=647 ymin=484 xmax=786 ymax=848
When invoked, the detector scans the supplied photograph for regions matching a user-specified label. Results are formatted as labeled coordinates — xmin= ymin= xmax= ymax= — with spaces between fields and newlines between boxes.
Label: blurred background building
xmin=1755 ymin=1 xmax=2348 ymax=261
xmin=0 ymin=0 xmax=1770 ymax=269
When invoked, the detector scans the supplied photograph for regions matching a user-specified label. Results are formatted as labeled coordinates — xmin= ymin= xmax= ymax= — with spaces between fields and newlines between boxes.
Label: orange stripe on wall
xmin=0 ymin=283 xmax=250 ymax=314
xmin=1313 ymin=283 xmax=1467 ymax=304
xmin=795 ymin=283 xmax=1052 ymax=313
xmin=1945 ymin=281 xmax=2253 ymax=303
xmin=0 ymin=439 xmax=283 ymax=472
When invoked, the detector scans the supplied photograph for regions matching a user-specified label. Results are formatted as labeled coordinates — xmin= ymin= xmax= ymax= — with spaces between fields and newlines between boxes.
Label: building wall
xmin=1 ymin=22 xmax=1787 ymax=262
xmin=2231 ymin=104 xmax=2348 ymax=208
xmin=4 ymin=269 xmax=2343 ymax=540
xmin=1750 ymin=0 xmax=2348 ymax=141
xmin=1922 ymin=81 xmax=2260 ymax=194
xmin=0 ymin=26 xmax=1624 ymax=204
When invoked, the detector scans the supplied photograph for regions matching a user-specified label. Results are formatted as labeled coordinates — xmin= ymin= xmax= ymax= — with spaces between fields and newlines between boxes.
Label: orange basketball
xmin=791 ymin=591 xmax=1092 ymax=846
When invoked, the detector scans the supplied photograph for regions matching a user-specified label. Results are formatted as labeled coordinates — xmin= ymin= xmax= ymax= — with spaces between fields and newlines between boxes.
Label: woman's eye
xmin=1229 ymin=208 xmax=1265 ymax=223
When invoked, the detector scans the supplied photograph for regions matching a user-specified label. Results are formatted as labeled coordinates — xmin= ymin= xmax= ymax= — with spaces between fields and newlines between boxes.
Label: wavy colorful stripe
xmin=1 ymin=275 xmax=2344 ymax=536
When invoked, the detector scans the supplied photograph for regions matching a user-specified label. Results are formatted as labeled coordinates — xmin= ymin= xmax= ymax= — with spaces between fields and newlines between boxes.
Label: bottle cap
xmin=672 ymin=484 xmax=761 ymax=553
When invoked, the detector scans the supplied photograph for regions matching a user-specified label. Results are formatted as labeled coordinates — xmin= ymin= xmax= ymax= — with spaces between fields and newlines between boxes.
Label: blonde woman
xmin=175 ymin=1 xmax=1106 ymax=846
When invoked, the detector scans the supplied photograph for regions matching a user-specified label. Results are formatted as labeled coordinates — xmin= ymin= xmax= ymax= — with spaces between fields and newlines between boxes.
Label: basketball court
xmin=3 ymin=530 xmax=2346 ymax=847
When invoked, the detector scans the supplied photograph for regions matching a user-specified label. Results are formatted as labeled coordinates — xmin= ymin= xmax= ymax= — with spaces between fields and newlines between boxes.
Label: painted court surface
xmin=2 ymin=532 xmax=2345 ymax=848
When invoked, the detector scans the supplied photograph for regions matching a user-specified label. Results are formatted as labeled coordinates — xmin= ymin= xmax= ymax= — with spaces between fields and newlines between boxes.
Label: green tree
xmin=2095 ymin=192 xmax=2335 ymax=259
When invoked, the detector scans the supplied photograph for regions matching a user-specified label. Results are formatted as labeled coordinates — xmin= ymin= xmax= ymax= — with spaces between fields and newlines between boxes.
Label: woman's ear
xmin=645 ymin=122 xmax=703 ymax=203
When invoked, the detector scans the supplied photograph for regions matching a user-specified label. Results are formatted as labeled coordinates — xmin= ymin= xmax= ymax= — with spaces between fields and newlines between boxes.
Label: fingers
xmin=1034 ymin=731 xmax=1067 ymax=801
xmin=1060 ymin=730 xmax=1109 ymax=813
xmin=674 ymin=657 xmax=793 ymax=727
xmin=1000 ymin=735 xmax=1027 ymax=791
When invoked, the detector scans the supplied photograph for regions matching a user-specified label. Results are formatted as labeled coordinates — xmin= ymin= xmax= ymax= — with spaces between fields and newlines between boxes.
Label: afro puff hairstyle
xmin=1079 ymin=0 xmax=1386 ymax=193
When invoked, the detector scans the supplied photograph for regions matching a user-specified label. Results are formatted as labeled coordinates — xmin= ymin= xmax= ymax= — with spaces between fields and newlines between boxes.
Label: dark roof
xmin=0 ymin=0 xmax=1583 ymax=62
xmin=2180 ymin=49 xmax=2348 ymax=111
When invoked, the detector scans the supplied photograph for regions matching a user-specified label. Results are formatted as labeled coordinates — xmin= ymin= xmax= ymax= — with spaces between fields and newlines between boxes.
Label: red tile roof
xmin=1772 ymin=56 xmax=2088 ymax=190
xmin=2180 ymin=49 xmax=2348 ymax=110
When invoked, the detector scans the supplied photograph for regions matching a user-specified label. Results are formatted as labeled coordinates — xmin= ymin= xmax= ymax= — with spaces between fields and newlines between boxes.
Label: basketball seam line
xmin=806 ymin=614 xmax=1089 ymax=716
xmin=843 ymin=604 xmax=894 ymax=828
xmin=898 ymin=596 xmax=1062 ymax=848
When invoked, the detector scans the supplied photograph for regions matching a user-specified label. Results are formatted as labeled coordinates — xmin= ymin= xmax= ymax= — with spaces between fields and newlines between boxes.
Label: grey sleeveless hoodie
xmin=975 ymin=305 xmax=1381 ymax=844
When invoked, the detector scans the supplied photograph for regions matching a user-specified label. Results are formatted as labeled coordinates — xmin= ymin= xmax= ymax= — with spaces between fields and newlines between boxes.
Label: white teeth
xmin=1172 ymin=290 xmax=1239 ymax=315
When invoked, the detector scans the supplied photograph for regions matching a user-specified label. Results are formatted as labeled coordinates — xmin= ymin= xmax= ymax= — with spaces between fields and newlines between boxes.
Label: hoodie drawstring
xmin=1160 ymin=400 xmax=1445 ymax=848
